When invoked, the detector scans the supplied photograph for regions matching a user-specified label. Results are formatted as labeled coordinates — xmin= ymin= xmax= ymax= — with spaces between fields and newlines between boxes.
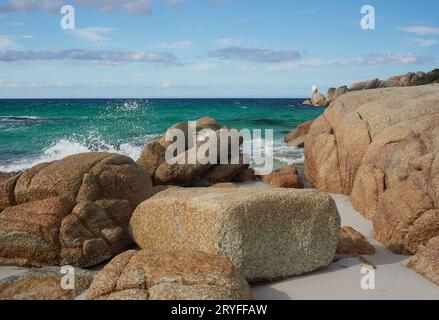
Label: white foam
xmin=0 ymin=138 xmax=144 ymax=173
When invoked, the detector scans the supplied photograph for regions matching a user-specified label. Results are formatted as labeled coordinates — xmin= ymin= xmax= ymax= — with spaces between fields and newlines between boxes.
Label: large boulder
xmin=0 ymin=267 xmax=96 ymax=300
xmin=284 ymin=120 xmax=313 ymax=148
xmin=304 ymin=84 xmax=439 ymax=255
xmin=407 ymin=236 xmax=439 ymax=286
xmin=0 ymin=153 xmax=153 ymax=267
xmin=129 ymin=188 xmax=341 ymax=282
xmin=87 ymin=249 xmax=252 ymax=300
xmin=138 ymin=117 xmax=250 ymax=186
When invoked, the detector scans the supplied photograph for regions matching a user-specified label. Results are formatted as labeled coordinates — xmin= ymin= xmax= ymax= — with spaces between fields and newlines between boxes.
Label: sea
xmin=0 ymin=99 xmax=324 ymax=173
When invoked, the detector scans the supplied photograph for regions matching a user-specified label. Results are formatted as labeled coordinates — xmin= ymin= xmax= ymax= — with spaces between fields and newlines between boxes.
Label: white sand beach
xmin=1 ymin=190 xmax=438 ymax=300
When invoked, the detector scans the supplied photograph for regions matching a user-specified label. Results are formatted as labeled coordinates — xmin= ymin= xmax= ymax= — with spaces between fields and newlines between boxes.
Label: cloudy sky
xmin=0 ymin=0 xmax=438 ymax=98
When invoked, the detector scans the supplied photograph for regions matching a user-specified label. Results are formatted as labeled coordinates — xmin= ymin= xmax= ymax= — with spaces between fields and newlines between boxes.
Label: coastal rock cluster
xmin=137 ymin=116 xmax=254 ymax=186
xmin=302 ymin=68 xmax=439 ymax=107
xmin=0 ymin=153 xmax=154 ymax=267
xmin=304 ymin=84 xmax=439 ymax=266
xmin=0 ymin=141 xmax=342 ymax=298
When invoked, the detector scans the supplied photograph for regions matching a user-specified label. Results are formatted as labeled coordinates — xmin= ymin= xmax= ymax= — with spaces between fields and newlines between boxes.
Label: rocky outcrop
xmin=311 ymin=92 xmax=330 ymax=107
xmin=336 ymin=227 xmax=375 ymax=256
xmin=284 ymin=120 xmax=313 ymax=148
xmin=303 ymin=99 xmax=313 ymax=106
xmin=129 ymin=188 xmax=340 ymax=282
xmin=0 ymin=153 xmax=153 ymax=267
xmin=305 ymin=84 xmax=439 ymax=255
xmin=328 ymin=86 xmax=349 ymax=102
xmin=349 ymin=69 xmax=439 ymax=92
xmin=87 ymin=249 xmax=252 ymax=300
xmin=407 ymin=236 xmax=439 ymax=286
xmin=260 ymin=165 xmax=304 ymax=189
xmin=0 ymin=267 xmax=96 ymax=300
xmin=137 ymin=117 xmax=250 ymax=186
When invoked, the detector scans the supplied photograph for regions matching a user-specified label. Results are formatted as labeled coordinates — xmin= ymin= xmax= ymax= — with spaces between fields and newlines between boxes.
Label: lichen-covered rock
xmin=305 ymin=84 xmax=439 ymax=254
xmin=336 ymin=226 xmax=375 ymax=256
xmin=129 ymin=188 xmax=340 ymax=282
xmin=0 ymin=153 xmax=153 ymax=267
xmin=0 ymin=267 xmax=96 ymax=300
xmin=284 ymin=120 xmax=313 ymax=148
xmin=87 ymin=249 xmax=252 ymax=300
xmin=407 ymin=236 xmax=439 ymax=286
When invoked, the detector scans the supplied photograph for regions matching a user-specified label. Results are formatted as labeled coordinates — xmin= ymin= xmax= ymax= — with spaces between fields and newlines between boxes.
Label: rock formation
xmin=87 ymin=249 xmax=252 ymax=300
xmin=0 ymin=153 xmax=153 ymax=267
xmin=284 ymin=120 xmax=313 ymax=148
xmin=304 ymin=84 xmax=439 ymax=255
xmin=0 ymin=267 xmax=96 ymax=300
xmin=137 ymin=117 xmax=250 ymax=186
xmin=260 ymin=165 xmax=304 ymax=189
xmin=129 ymin=187 xmax=340 ymax=282
xmin=408 ymin=236 xmax=439 ymax=286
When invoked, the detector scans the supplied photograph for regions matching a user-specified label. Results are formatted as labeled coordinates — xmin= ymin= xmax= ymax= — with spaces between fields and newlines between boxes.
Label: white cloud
xmin=207 ymin=46 xmax=301 ymax=63
xmin=411 ymin=38 xmax=438 ymax=47
xmin=0 ymin=48 xmax=178 ymax=65
xmin=69 ymin=27 xmax=117 ymax=43
xmin=155 ymin=40 xmax=193 ymax=49
xmin=398 ymin=25 xmax=439 ymax=36
xmin=0 ymin=35 xmax=16 ymax=48
xmin=0 ymin=0 xmax=153 ymax=15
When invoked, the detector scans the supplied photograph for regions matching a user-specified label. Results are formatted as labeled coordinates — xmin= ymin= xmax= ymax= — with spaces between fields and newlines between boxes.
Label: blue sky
xmin=0 ymin=0 xmax=438 ymax=98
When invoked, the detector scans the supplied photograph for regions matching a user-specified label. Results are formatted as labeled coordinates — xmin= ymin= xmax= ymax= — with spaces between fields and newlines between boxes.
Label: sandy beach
xmin=1 ymin=190 xmax=437 ymax=300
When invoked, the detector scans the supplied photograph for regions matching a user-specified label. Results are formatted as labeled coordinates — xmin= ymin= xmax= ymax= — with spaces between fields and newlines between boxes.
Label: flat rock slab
xmin=87 ymin=249 xmax=251 ymax=300
xmin=130 ymin=188 xmax=341 ymax=282
xmin=0 ymin=267 xmax=96 ymax=300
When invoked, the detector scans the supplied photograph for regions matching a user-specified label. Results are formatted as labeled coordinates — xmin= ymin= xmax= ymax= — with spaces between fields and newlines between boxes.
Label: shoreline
xmin=1 ymin=190 xmax=437 ymax=300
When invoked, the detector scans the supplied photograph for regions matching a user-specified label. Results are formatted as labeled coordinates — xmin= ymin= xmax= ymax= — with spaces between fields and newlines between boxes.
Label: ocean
xmin=0 ymin=98 xmax=323 ymax=173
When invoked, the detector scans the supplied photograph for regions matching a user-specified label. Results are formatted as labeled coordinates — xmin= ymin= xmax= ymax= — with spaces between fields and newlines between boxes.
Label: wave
xmin=0 ymin=136 xmax=304 ymax=173
xmin=0 ymin=138 xmax=144 ymax=173
xmin=1 ymin=116 xmax=45 ymax=121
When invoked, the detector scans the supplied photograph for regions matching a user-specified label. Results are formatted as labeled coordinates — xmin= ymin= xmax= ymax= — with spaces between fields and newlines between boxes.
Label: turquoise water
xmin=0 ymin=99 xmax=323 ymax=172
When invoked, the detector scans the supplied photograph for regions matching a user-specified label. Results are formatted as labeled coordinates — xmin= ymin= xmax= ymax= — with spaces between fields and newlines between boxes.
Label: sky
xmin=0 ymin=0 xmax=438 ymax=98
